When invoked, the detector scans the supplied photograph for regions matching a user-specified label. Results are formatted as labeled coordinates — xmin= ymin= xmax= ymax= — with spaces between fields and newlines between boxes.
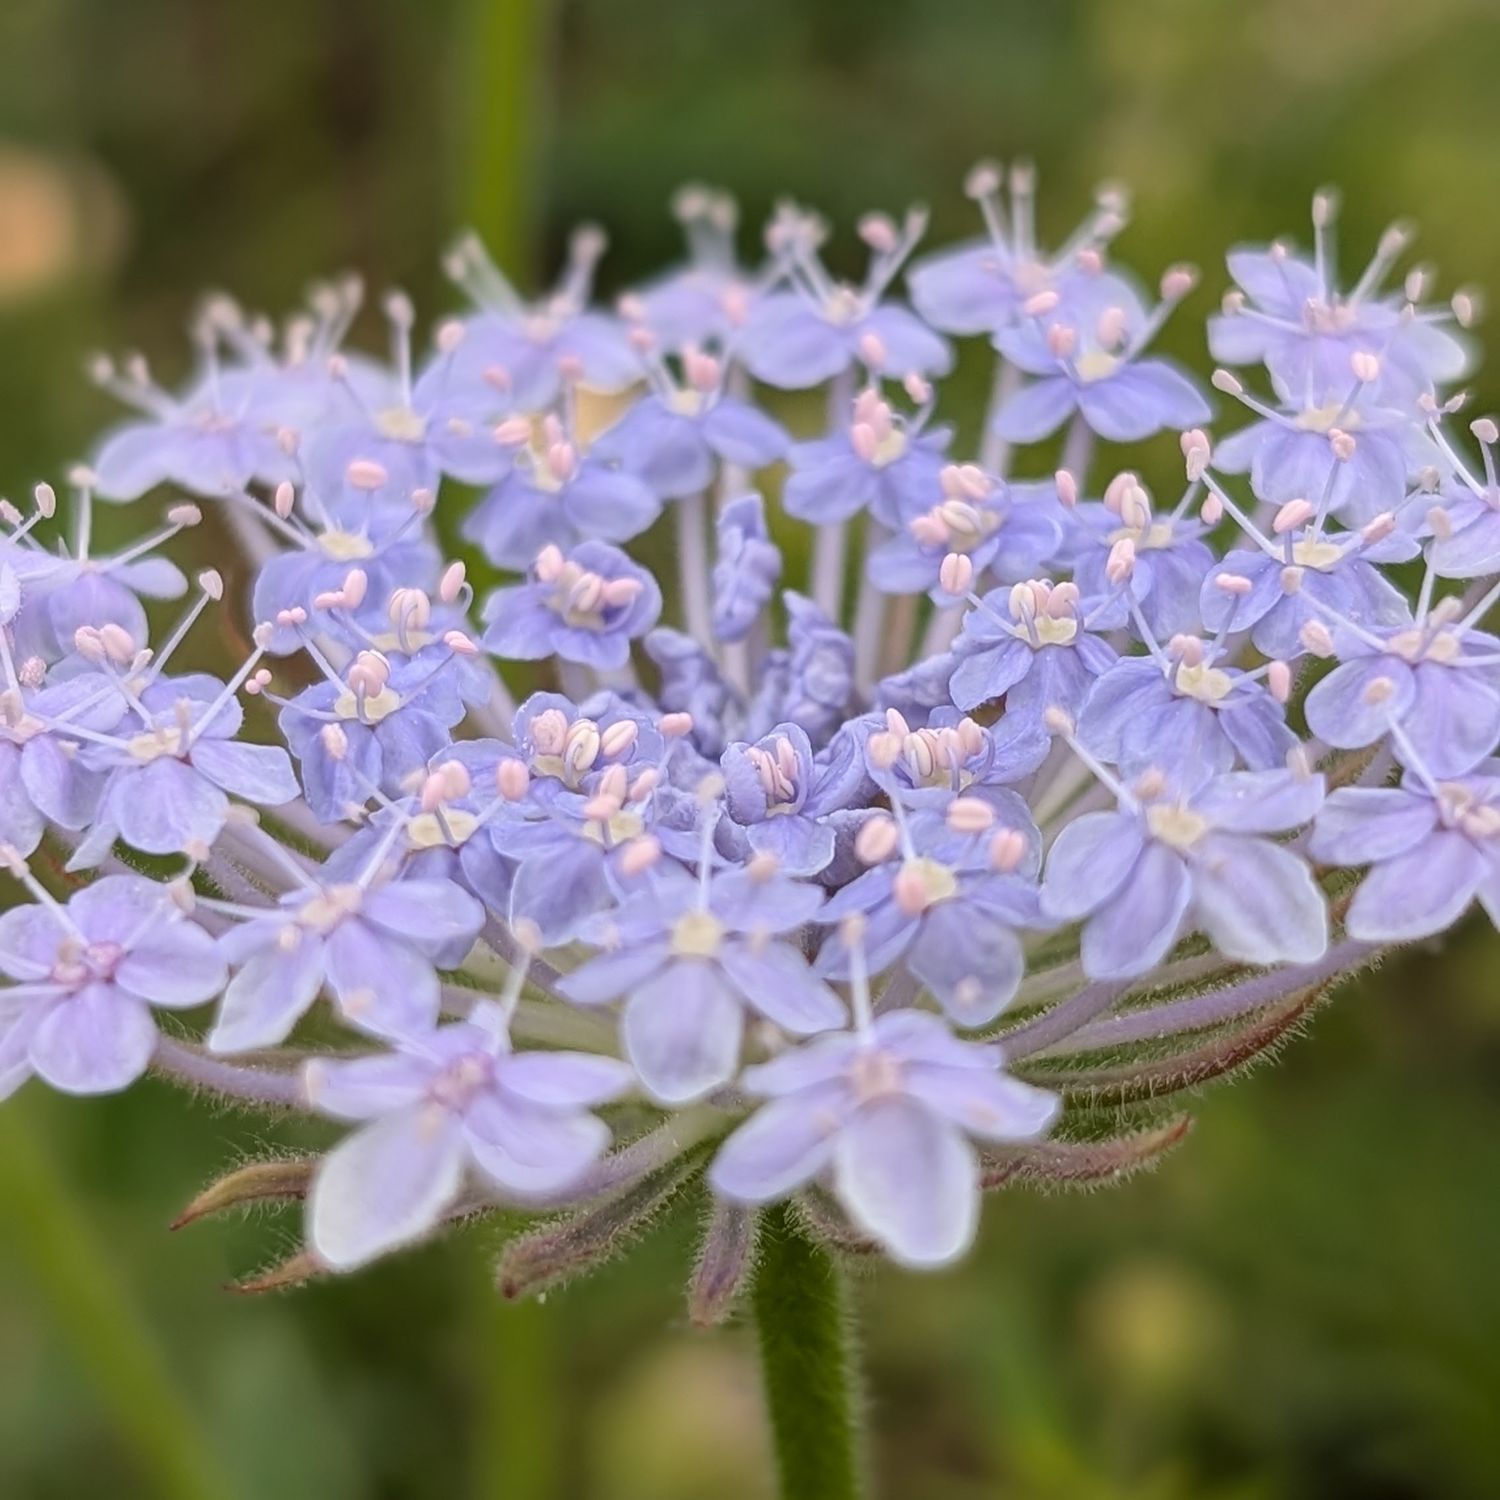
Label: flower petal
xmin=1080 ymin=841 xmax=1191 ymax=979
xmin=718 ymin=939 xmax=847 ymax=1034
xmin=209 ymin=936 xmax=328 ymax=1053
xmin=28 ymin=983 xmax=156 ymax=1095
xmin=463 ymin=1093 xmax=609 ymax=1197
xmin=116 ymin=921 xmax=228 ymax=1010
xmin=497 ymin=1051 xmax=635 ymax=1108
xmin=709 ymin=1086 xmax=847 ymax=1203
xmin=903 ymin=1063 xmax=1061 ymax=1142
xmin=621 ymin=962 xmax=743 ymax=1105
xmin=308 ymin=1106 xmax=466 ymax=1270
xmin=833 ymin=1097 xmax=978 ymax=1268
xmin=1192 ymin=835 xmax=1328 ymax=966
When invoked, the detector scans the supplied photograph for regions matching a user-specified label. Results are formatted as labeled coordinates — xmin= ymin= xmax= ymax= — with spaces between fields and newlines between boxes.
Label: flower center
xmin=869 ymin=429 xmax=907 ymax=468
xmin=1145 ymin=801 xmax=1209 ymax=850
xmin=850 ymin=1047 xmax=904 ymax=1102
xmin=126 ymin=725 xmax=186 ymax=762
xmin=375 ymin=406 xmax=427 ymax=443
xmin=1024 ymin=615 xmax=1079 ymax=647
xmin=319 ymin=529 xmax=376 ymax=562
xmin=1174 ymin=661 xmax=1234 ymax=704
xmin=51 ymin=937 xmax=124 ymax=988
xmin=1291 ymin=537 xmax=1344 ymax=570
xmin=1294 ymin=401 xmax=1363 ymax=434
xmin=1074 ymin=349 xmax=1121 ymax=383
xmin=429 ymin=1052 xmax=493 ymax=1110
xmin=1436 ymin=783 xmax=1500 ymax=840
xmin=821 ymin=286 xmax=863 ymax=325
xmin=1111 ymin=520 xmax=1176 ymax=551
xmin=298 ymin=883 xmax=363 ymax=934
xmin=334 ymin=685 xmax=402 ymax=724
xmin=582 ymin=808 xmax=645 ymax=846
xmin=1389 ymin=628 xmax=1459 ymax=664
xmin=1304 ymin=300 xmax=1358 ymax=334
xmin=671 ymin=909 xmax=725 ymax=959
xmin=893 ymin=856 xmax=958 ymax=916
xmin=406 ymin=808 xmax=480 ymax=849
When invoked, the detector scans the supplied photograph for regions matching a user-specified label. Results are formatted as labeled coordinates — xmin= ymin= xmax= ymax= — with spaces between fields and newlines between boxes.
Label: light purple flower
xmin=709 ymin=1008 xmax=1059 ymax=1267
xmin=628 ymin=185 xmax=749 ymax=349
xmin=0 ymin=670 xmax=127 ymax=856
xmin=279 ymin=647 xmax=466 ymax=822
xmin=1198 ymin=515 xmax=1415 ymax=660
xmin=483 ymin=541 xmax=661 ymax=671
xmin=815 ymin=808 xmax=1043 ymax=1027
xmin=861 ymin=706 xmax=1046 ymax=812
xmin=461 ymin=423 xmax=661 ymax=572
xmin=1040 ymin=766 xmax=1328 ymax=979
xmin=559 ymin=863 xmax=840 ymax=1104
xmin=1212 ymin=372 xmax=1419 ymax=525
xmin=1208 ymin=202 xmax=1470 ymax=403
xmin=994 ymin=272 xmax=1208 ymax=443
xmin=1303 ymin=617 xmax=1500 ymax=778
xmin=0 ymin=874 xmax=225 ymax=1097
xmin=868 ymin=473 xmax=1061 ymax=602
xmin=211 ymin=867 xmax=485 ymax=1051
xmin=1056 ymin=478 xmax=1213 ymax=639
xmin=440 ymin=226 xmax=639 ymax=410
xmin=593 ymin=388 xmax=787 ymax=501
xmin=1 ymin=521 xmax=190 ymax=667
xmin=948 ymin=579 xmax=1116 ymax=726
xmin=88 ymin=673 xmax=299 ymax=856
xmin=908 ymin=166 xmax=1129 ymax=337
xmin=712 ymin=494 xmax=782 ymax=644
xmin=305 ymin=1003 xmax=633 ymax=1269
xmin=1309 ymin=772 xmax=1500 ymax=941
xmin=720 ymin=722 xmax=867 ymax=876
xmin=90 ymin=357 xmax=295 ymax=501
xmin=1426 ymin=428 xmax=1500 ymax=579
xmin=784 ymin=388 xmax=949 ymax=529
xmin=1078 ymin=645 xmax=1297 ymax=778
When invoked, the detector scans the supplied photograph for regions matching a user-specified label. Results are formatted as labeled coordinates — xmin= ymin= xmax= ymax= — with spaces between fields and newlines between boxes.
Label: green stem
xmin=452 ymin=0 xmax=554 ymax=276
xmin=472 ymin=1277 xmax=561 ymax=1500
xmin=0 ymin=1101 xmax=237 ymax=1500
xmin=751 ymin=1205 xmax=865 ymax=1500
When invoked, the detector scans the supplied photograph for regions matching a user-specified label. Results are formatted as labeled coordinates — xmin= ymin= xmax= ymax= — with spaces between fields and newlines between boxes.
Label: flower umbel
xmin=1 ymin=167 xmax=1495 ymax=1302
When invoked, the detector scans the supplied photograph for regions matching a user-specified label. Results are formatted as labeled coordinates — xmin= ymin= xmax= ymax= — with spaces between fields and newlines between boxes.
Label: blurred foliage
xmin=2 ymin=0 xmax=1500 ymax=1496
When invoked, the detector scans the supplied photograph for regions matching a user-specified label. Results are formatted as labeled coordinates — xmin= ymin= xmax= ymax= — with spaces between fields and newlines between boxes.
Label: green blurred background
xmin=3 ymin=1 xmax=1500 ymax=1496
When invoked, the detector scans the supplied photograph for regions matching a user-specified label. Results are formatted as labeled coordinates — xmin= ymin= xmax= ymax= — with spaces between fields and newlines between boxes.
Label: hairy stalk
xmin=152 ymin=1036 xmax=307 ymax=1109
xmin=1036 ymin=939 xmax=1379 ymax=1056
xmin=752 ymin=1204 xmax=864 ymax=1500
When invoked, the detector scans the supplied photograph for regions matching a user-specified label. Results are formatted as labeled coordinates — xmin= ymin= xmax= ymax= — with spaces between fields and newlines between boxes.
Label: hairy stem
xmin=752 ymin=1204 xmax=864 ymax=1500
xmin=1036 ymin=939 xmax=1379 ymax=1057
xmin=152 ymin=1036 xmax=307 ymax=1109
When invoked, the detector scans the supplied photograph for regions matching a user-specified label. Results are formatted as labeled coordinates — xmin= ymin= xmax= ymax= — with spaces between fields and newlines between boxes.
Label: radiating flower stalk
xmin=1 ymin=165 xmax=1495 ymax=1499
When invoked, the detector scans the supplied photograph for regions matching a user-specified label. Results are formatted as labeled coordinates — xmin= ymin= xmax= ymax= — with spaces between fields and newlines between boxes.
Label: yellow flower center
xmin=671 ymin=909 xmax=725 ymax=959
xmin=1145 ymin=802 xmax=1209 ymax=850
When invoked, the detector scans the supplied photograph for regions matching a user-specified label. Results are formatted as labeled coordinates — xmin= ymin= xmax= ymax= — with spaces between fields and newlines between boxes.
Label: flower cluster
xmin=2 ymin=169 xmax=1494 ymax=1297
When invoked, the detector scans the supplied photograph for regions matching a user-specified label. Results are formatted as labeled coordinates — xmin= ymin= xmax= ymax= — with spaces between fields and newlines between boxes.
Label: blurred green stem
xmin=474 ymin=1285 xmax=561 ymax=1500
xmin=455 ymin=0 xmax=554 ymax=276
xmin=0 ymin=1102 xmax=237 ymax=1500
xmin=752 ymin=1206 xmax=865 ymax=1500
xmin=454 ymin=3 xmax=561 ymax=1492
